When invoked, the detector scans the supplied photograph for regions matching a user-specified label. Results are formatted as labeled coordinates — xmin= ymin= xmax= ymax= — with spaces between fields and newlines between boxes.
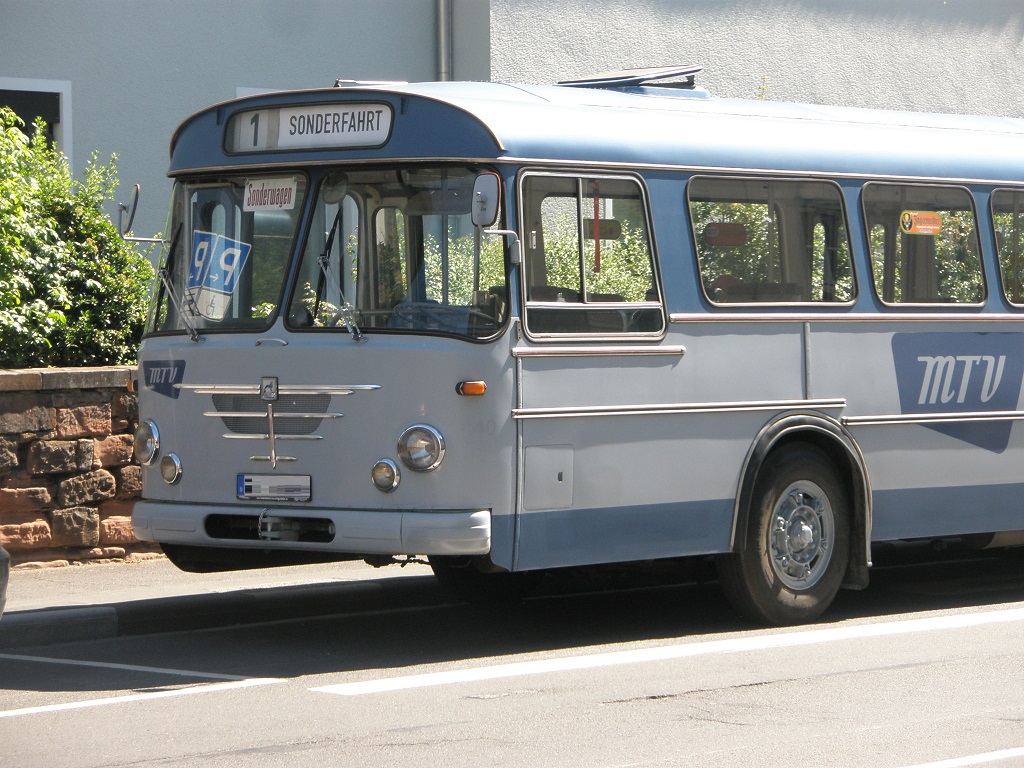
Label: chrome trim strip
xmin=178 ymin=384 xmax=380 ymax=395
xmin=169 ymin=155 xmax=1024 ymax=189
xmin=249 ymin=455 xmax=299 ymax=463
xmin=222 ymin=434 xmax=325 ymax=441
xmin=203 ymin=411 xmax=343 ymax=419
xmin=513 ymin=398 xmax=846 ymax=420
xmin=513 ymin=345 xmax=685 ymax=358
xmin=843 ymin=410 xmax=1024 ymax=426
xmin=670 ymin=312 xmax=1024 ymax=324
xmin=498 ymin=158 xmax=1024 ymax=188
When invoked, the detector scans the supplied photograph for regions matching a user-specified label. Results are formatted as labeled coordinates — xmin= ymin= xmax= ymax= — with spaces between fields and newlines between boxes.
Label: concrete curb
xmin=0 ymin=606 xmax=119 ymax=648
xmin=0 ymin=574 xmax=446 ymax=649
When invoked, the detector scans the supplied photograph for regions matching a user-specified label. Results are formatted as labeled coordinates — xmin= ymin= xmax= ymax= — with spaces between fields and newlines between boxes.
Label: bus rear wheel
xmin=717 ymin=445 xmax=851 ymax=625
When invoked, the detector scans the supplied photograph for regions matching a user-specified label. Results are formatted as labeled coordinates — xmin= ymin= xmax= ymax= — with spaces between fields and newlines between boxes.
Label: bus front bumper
xmin=131 ymin=502 xmax=491 ymax=556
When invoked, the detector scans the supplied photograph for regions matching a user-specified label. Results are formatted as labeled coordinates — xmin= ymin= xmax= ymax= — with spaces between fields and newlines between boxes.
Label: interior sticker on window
xmin=186 ymin=230 xmax=253 ymax=319
xmin=900 ymin=210 xmax=942 ymax=235
xmin=244 ymin=178 xmax=298 ymax=211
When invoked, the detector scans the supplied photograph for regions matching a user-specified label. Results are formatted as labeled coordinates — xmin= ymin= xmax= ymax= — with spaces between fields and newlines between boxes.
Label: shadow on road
xmin=2 ymin=547 xmax=1021 ymax=695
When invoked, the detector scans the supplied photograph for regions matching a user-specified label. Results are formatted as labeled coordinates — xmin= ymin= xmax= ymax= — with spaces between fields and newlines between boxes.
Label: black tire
xmin=428 ymin=556 xmax=538 ymax=603
xmin=717 ymin=445 xmax=851 ymax=625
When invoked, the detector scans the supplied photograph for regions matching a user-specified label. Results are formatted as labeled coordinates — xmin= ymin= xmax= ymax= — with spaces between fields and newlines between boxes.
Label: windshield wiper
xmin=314 ymin=205 xmax=364 ymax=342
xmin=157 ymin=223 xmax=203 ymax=342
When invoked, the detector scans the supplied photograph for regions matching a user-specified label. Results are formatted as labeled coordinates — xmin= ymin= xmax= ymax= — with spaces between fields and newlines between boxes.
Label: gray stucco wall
xmin=0 ymin=0 xmax=490 ymax=242
xmin=4 ymin=1 xmax=1023 ymax=248
xmin=490 ymin=0 xmax=1024 ymax=117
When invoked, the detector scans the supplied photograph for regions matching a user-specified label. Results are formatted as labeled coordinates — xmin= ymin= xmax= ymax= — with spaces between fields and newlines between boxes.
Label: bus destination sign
xmin=228 ymin=102 xmax=393 ymax=153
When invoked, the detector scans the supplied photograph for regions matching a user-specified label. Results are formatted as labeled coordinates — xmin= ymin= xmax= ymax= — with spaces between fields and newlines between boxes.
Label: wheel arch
xmin=731 ymin=412 xmax=872 ymax=590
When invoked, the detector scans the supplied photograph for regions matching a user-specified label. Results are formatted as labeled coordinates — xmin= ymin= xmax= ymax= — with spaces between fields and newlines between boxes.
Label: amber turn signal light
xmin=456 ymin=380 xmax=487 ymax=396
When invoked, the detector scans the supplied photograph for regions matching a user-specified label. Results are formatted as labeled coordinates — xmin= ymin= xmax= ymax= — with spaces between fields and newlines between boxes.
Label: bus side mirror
xmin=471 ymin=172 xmax=501 ymax=228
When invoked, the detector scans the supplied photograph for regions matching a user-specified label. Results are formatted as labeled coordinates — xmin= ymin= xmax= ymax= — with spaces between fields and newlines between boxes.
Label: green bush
xmin=0 ymin=107 xmax=154 ymax=368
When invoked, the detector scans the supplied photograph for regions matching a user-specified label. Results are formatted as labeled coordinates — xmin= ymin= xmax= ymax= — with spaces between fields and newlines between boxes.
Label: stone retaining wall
xmin=0 ymin=367 xmax=155 ymax=566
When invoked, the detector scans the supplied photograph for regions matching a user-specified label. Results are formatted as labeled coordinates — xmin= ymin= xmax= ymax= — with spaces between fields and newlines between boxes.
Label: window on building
xmin=0 ymin=89 xmax=60 ymax=144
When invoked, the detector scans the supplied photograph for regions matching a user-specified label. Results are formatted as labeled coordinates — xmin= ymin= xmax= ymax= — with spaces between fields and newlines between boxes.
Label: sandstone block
xmin=99 ymin=499 xmax=135 ymax=517
xmin=1 ymin=519 xmax=52 ymax=550
xmin=0 ymin=485 xmax=52 ymax=513
xmin=58 ymin=468 xmax=117 ymax=507
xmin=1 ymin=509 xmax=49 ymax=526
xmin=28 ymin=440 xmax=78 ymax=475
xmin=99 ymin=515 xmax=137 ymax=546
xmin=53 ymin=389 xmax=107 ymax=408
xmin=0 ymin=394 xmax=56 ymax=435
xmin=56 ymin=403 xmax=111 ymax=439
xmin=93 ymin=434 xmax=134 ymax=468
xmin=49 ymin=506 xmax=101 ymax=547
xmin=0 ymin=436 xmax=18 ymax=471
xmin=111 ymin=392 xmax=138 ymax=431
xmin=114 ymin=464 xmax=142 ymax=499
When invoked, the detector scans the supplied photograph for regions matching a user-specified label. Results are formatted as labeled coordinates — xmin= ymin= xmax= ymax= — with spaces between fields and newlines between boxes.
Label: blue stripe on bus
xmin=515 ymin=499 xmax=734 ymax=571
xmin=872 ymin=482 xmax=1024 ymax=541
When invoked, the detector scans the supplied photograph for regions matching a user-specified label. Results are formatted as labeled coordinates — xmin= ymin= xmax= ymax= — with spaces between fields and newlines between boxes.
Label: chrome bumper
xmin=132 ymin=502 xmax=491 ymax=556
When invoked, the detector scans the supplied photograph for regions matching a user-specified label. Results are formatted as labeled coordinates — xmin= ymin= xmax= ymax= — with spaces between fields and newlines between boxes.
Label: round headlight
xmin=397 ymin=424 xmax=445 ymax=472
xmin=134 ymin=419 xmax=160 ymax=465
xmin=160 ymin=453 xmax=183 ymax=484
xmin=371 ymin=459 xmax=400 ymax=491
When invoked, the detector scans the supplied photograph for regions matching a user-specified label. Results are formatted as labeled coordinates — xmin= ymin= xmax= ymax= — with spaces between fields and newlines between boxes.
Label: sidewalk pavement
xmin=0 ymin=555 xmax=440 ymax=649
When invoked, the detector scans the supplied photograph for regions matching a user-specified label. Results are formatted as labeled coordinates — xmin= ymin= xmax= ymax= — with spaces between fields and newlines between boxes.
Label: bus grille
xmin=212 ymin=393 xmax=332 ymax=435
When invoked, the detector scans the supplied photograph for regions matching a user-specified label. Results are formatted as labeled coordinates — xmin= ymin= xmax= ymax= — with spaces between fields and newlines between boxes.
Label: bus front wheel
xmin=717 ymin=445 xmax=851 ymax=625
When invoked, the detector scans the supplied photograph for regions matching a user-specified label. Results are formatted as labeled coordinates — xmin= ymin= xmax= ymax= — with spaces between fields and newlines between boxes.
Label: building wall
xmin=491 ymin=0 xmax=1024 ymax=116
xmin=0 ymin=0 xmax=490 ymax=242
xmin=4 ymin=1 xmax=1023 ymax=254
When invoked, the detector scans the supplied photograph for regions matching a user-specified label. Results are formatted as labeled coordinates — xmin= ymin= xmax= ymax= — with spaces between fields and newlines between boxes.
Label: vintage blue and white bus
xmin=133 ymin=66 xmax=1024 ymax=624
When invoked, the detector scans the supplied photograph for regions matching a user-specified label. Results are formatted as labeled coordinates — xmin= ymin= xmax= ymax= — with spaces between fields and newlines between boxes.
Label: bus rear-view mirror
xmin=472 ymin=171 xmax=501 ymax=228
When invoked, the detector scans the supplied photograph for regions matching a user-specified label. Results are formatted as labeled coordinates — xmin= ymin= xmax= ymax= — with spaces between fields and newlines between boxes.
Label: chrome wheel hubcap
xmin=768 ymin=480 xmax=834 ymax=590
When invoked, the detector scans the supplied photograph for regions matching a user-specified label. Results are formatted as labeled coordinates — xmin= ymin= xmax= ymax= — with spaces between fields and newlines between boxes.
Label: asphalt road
xmin=1 ymin=548 xmax=1022 ymax=768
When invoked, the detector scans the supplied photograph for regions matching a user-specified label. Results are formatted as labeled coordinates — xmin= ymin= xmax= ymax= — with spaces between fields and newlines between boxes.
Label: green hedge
xmin=0 ymin=107 xmax=154 ymax=368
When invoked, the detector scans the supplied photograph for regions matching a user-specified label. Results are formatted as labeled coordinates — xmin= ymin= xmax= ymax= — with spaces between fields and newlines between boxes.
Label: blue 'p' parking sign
xmin=186 ymin=230 xmax=252 ymax=318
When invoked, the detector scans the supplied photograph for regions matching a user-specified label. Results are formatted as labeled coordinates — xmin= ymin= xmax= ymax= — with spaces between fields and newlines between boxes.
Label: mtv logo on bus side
xmin=892 ymin=332 xmax=1024 ymax=453
xmin=142 ymin=360 xmax=186 ymax=399
xmin=188 ymin=231 xmax=252 ymax=296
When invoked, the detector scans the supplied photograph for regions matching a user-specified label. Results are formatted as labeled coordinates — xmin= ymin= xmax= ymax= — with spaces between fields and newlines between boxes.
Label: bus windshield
xmin=148 ymin=175 xmax=307 ymax=334
xmin=286 ymin=165 xmax=508 ymax=340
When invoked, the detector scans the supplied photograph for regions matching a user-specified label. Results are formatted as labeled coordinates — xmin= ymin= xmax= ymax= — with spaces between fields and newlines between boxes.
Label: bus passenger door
xmin=512 ymin=172 xmax=693 ymax=570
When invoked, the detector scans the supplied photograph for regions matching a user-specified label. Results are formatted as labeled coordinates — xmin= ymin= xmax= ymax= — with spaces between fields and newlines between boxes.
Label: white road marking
xmin=900 ymin=748 xmax=1024 ymax=767
xmin=0 ymin=653 xmax=285 ymax=719
xmin=0 ymin=652 xmax=255 ymax=680
xmin=312 ymin=606 xmax=1024 ymax=696
xmin=0 ymin=678 xmax=283 ymax=719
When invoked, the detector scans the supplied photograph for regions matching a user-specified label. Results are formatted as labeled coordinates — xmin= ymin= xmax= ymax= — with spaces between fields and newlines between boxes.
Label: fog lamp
xmin=134 ymin=420 xmax=160 ymax=465
xmin=397 ymin=424 xmax=446 ymax=472
xmin=160 ymin=453 xmax=183 ymax=484
xmin=371 ymin=459 xmax=400 ymax=492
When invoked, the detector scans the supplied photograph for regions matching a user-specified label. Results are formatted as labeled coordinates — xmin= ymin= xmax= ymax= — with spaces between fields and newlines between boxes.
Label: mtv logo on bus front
xmin=892 ymin=332 xmax=1024 ymax=453
xmin=186 ymin=230 xmax=252 ymax=319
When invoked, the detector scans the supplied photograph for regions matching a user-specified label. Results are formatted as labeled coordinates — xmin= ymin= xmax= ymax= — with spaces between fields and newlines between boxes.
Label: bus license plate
xmin=236 ymin=474 xmax=311 ymax=502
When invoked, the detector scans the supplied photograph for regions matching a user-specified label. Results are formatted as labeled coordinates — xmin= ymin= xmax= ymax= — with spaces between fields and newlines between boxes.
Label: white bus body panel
xmin=134 ymin=324 xmax=517 ymax=567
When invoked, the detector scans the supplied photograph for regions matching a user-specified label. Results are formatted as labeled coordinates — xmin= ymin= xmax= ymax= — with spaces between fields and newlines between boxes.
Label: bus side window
xmin=863 ymin=183 xmax=984 ymax=305
xmin=992 ymin=188 xmax=1024 ymax=306
xmin=521 ymin=174 xmax=661 ymax=336
xmin=688 ymin=176 xmax=854 ymax=305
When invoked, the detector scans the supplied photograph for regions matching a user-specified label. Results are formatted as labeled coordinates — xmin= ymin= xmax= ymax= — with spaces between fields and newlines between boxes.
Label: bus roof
xmin=169 ymin=79 xmax=1024 ymax=185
